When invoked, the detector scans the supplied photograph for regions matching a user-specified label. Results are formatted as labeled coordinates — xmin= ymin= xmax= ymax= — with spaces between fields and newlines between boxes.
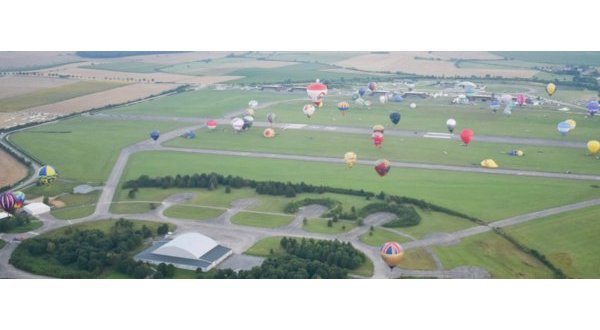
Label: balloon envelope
xmin=380 ymin=241 xmax=404 ymax=269
xmin=490 ymin=100 xmax=500 ymax=112
xmin=266 ymin=113 xmax=275 ymax=124
xmin=263 ymin=128 xmax=275 ymax=138
xmin=389 ymin=112 xmax=401 ymax=125
xmin=38 ymin=165 xmax=58 ymax=184
xmin=409 ymin=103 xmax=416 ymax=109
xmin=303 ymin=104 xmax=316 ymax=118
xmin=372 ymin=125 xmax=385 ymax=133
xmin=13 ymin=191 xmax=25 ymax=209
xmin=379 ymin=95 xmax=387 ymax=104
xmin=344 ymin=152 xmax=357 ymax=168
xmin=508 ymin=150 xmax=524 ymax=157
xmin=231 ymin=117 xmax=244 ymax=131
xmin=516 ymin=94 xmax=526 ymax=106
xmin=242 ymin=115 xmax=254 ymax=130
xmin=446 ymin=118 xmax=456 ymax=133
xmin=368 ymin=82 xmax=377 ymax=91
xmin=0 ymin=192 xmax=16 ymax=212
xmin=207 ymin=120 xmax=218 ymax=130
xmin=393 ymin=94 xmax=403 ymax=102
xmin=337 ymin=101 xmax=350 ymax=115
xmin=586 ymin=100 xmax=599 ymax=116
xmin=565 ymin=119 xmax=576 ymax=130
xmin=248 ymin=100 xmax=258 ymax=109
xmin=460 ymin=129 xmax=474 ymax=145
xmin=374 ymin=159 xmax=390 ymax=176
xmin=358 ymin=87 xmax=366 ymax=97
xmin=587 ymin=140 xmax=600 ymax=155
xmin=150 ymin=130 xmax=160 ymax=141
xmin=307 ymin=81 xmax=328 ymax=105
xmin=557 ymin=121 xmax=571 ymax=135
xmin=546 ymin=83 xmax=556 ymax=96
xmin=480 ymin=159 xmax=499 ymax=168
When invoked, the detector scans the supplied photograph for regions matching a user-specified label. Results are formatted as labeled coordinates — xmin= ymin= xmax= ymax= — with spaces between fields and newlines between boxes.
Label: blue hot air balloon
xmin=358 ymin=87 xmax=366 ymax=97
xmin=393 ymin=94 xmax=403 ymax=102
xmin=389 ymin=112 xmax=401 ymax=125
xmin=586 ymin=100 xmax=599 ymax=116
xmin=490 ymin=100 xmax=500 ymax=113
xmin=557 ymin=121 xmax=571 ymax=136
xmin=150 ymin=130 xmax=160 ymax=141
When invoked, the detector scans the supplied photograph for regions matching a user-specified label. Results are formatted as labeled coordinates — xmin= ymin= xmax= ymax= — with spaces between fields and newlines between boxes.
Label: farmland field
xmin=81 ymin=61 xmax=166 ymax=73
xmin=492 ymin=51 xmax=600 ymax=66
xmin=162 ymin=57 xmax=297 ymax=76
xmin=0 ymin=148 xmax=28 ymax=187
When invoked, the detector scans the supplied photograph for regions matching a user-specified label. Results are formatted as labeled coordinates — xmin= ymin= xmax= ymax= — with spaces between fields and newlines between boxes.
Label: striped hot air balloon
xmin=38 ymin=165 xmax=58 ymax=185
xmin=380 ymin=241 xmax=404 ymax=269
xmin=337 ymin=101 xmax=350 ymax=116
xmin=0 ymin=192 xmax=16 ymax=212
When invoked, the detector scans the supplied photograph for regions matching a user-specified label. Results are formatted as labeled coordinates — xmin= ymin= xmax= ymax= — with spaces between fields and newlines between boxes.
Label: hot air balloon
xmin=587 ymin=140 xmax=600 ymax=155
xmin=358 ymin=87 xmax=366 ymax=97
xmin=389 ymin=112 xmax=401 ymax=125
xmin=374 ymin=159 xmax=391 ymax=177
xmin=516 ymin=94 xmax=526 ymax=106
xmin=565 ymin=119 xmax=576 ymax=131
xmin=13 ymin=191 xmax=25 ymax=209
xmin=480 ymin=159 xmax=498 ymax=168
xmin=368 ymin=82 xmax=377 ymax=92
xmin=246 ymin=108 xmax=255 ymax=116
xmin=266 ymin=113 xmax=275 ymax=125
xmin=303 ymin=104 xmax=316 ymax=118
xmin=379 ymin=95 xmax=387 ymax=104
xmin=409 ymin=103 xmax=416 ymax=109
xmin=181 ymin=130 xmax=196 ymax=139
xmin=150 ymin=130 xmax=160 ymax=141
xmin=460 ymin=129 xmax=474 ymax=146
xmin=546 ymin=83 xmax=556 ymax=96
xmin=344 ymin=152 xmax=357 ymax=168
xmin=557 ymin=121 xmax=571 ymax=136
xmin=380 ymin=241 xmax=403 ymax=270
xmin=207 ymin=120 xmax=217 ymax=130
xmin=503 ymin=103 xmax=513 ymax=116
xmin=38 ymin=165 xmax=58 ymax=185
xmin=337 ymin=101 xmax=350 ymax=116
xmin=393 ymin=94 xmax=403 ymax=102
xmin=586 ymin=100 xmax=599 ymax=116
xmin=372 ymin=132 xmax=384 ymax=148
xmin=501 ymin=94 xmax=513 ymax=104
xmin=248 ymin=100 xmax=258 ymax=109
xmin=490 ymin=99 xmax=500 ymax=112
xmin=231 ymin=117 xmax=244 ymax=131
xmin=307 ymin=80 xmax=328 ymax=106
xmin=372 ymin=125 xmax=385 ymax=133
xmin=263 ymin=128 xmax=275 ymax=138
xmin=0 ymin=192 xmax=16 ymax=212
xmin=242 ymin=115 xmax=254 ymax=130
xmin=507 ymin=150 xmax=524 ymax=157
xmin=317 ymin=101 xmax=324 ymax=108
xmin=446 ymin=118 xmax=456 ymax=133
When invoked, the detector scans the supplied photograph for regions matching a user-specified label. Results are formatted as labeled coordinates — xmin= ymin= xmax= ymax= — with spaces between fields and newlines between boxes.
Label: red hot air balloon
xmin=374 ymin=159 xmax=391 ymax=177
xmin=372 ymin=132 xmax=384 ymax=148
xmin=207 ymin=120 xmax=217 ymax=130
xmin=460 ymin=129 xmax=474 ymax=146
xmin=516 ymin=94 xmax=526 ymax=106
xmin=306 ymin=80 xmax=328 ymax=106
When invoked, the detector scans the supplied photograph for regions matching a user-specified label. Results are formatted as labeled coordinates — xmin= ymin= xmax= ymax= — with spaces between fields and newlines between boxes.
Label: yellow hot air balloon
xmin=480 ymin=159 xmax=498 ymax=168
xmin=566 ymin=119 xmax=576 ymax=131
xmin=546 ymin=83 xmax=556 ymax=96
xmin=247 ymin=108 xmax=255 ymax=116
xmin=587 ymin=140 xmax=600 ymax=155
xmin=344 ymin=152 xmax=357 ymax=168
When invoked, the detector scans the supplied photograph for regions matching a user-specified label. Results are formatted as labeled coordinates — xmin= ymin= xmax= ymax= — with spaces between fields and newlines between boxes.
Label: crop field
xmin=81 ymin=61 xmax=166 ymax=73
xmin=162 ymin=57 xmax=297 ymax=76
xmin=492 ymin=51 xmax=600 ymax=66
xmin=0 ymin=148 xmax=28 ymax=187
xmin=121 ymin=151 xmax=600 ymax=222
xmin=0 ymin=80 xmax=127 ymax=113
xmin=0 ymin=76 xmax=79 ymax=99
xmin=505 ymin=205 xmax=600 ymax=278
xmin=0 ymin=51 xmax=82 ymax=71
xmin=245 ymin=51 xmax=368 ymax=64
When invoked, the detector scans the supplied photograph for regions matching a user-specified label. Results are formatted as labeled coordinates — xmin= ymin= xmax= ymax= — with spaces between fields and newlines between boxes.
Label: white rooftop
xmin=152 ymin=232 xmax=218 ymax=260
xmin=23 ymin=202 xmax=51 ymax=215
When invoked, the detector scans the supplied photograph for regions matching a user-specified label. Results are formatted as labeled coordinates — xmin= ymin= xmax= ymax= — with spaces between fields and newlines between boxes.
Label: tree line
xmin=0 ymin=213 xmax=33 ymax=233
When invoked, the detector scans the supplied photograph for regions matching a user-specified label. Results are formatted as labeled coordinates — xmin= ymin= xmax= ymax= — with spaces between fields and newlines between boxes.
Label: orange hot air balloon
xmin=263 ymin=128 xmax=275 ymax=138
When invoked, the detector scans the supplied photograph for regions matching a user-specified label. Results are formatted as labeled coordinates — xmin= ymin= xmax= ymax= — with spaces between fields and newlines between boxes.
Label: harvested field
xmin=0 ymin=52 xmax=82 ymax=71
xmin=164 ymin=58 xmax=297 ymax=76
xmin=0 ymin=149 xmax=28 ymax=188
xmin=430 ymin=51 xmax=503 ymax=60
xmin=0 ymin=83 xmax=181 ymax=129
xmin=109 ymin=51 xmax=241 ymax=65
xmin=0 ymin=76 xmax=77 ymax=99
xmin=335 ymin=52 xmax=538 ymax=78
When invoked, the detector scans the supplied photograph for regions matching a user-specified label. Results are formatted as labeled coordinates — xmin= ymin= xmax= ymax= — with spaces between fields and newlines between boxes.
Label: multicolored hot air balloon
xmin=263 ymin=128 xmax=275 ymax=138
xmin=546 ymin=83 xmax=556 ymax=96
xmin=372 ymin=125 xmax=385 ymax=134
xmin=389 ymin=112 xmax=401 ymax=125
xmin=231 ymin=117 xmax=244 ymax=131
xmin=13 ymin=191 xmax=25 ymax=209
xmin=150 ymin=130 xmax=160 ymax=141
xmin=380 ymin=241 xmax=404 ymax=270
xmin=586 ymin=100 xmax=599 ymax=116
xmin=242 ymin=115 xmax=254 ymax=130
xmin=446 ymin=118 xmax=456 ymax=133
xmin=460 ymin=129 xmax=474 ymax=146
xmin=303 ymin=104 xmax=316 ymax=118
xmin=207 ymin=120 xmax=217 ymax=130
xmin=368 ymin=82 xmax=377 ymax=92
xmin=337 ymin=101 xmax=350 ymax=116
xmin=516 ymin=94 xmax=526 ymax=106
xmin=374 ymin=159 xmax=391 ymax=177
xmin=248 ymin=100 xmax=258 ymax=109
xmin=490 ymin=99 xmax=500 ymax=112
xmin=344 ymin=152 xmax=357 ymax=168
xmin=507 ymin=150 xmax=524 ymax=157
xmin=38 ymin=165 xmax=58 ymax=185
xmin=306 ymin=80 xmax=328 ymax=106
xmin=0 ymin=192 xmax=16 ymax=212
xmin=557 ymin=121 xmax=571 ymax=136
xmin=266 ymin=113 xmax=275 ymax=125
xmin=480 ymin=159 xmax=498 ymax=168
xmin=409 ymin=103 xmax=417 ymax=109
xmin=587 ymin=140 xmax=600 ymax=155
xmin=372 ymin=132 xmax=384 ymax=148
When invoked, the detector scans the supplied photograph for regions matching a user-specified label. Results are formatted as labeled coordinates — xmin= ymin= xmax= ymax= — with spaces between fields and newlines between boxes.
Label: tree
xmin=43 ymin=196 xmax=49 ymax=204
xmin=327 ymin=220 xmax=333 ymax=227
xmin=157 ymin=224 xmax=169 ymax=236
xmin=128 ymin=189 xmax=136 ymax=199
xmin=225 ymin=187 xmax=231 ymax=194
xmin=303 ymin=217 xmax=308 ymax=225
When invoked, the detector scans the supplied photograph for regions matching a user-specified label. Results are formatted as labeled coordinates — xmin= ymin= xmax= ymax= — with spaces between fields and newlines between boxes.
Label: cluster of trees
xmin=11 ymin=219 xmax=166 ymax=278
xmin=358 ymin=202 xmax=421 ymax=227
xmin=117 ymin=259 xmax=176 ymax=279
xmin=0 ymin=214 xmax=32 ymax=233
xmin=280 ymin=237 xmax=365 ymax=270
xmin=283 ymin=198 xmax=340 ymax=214
xmin=208 ymin=256 xmax=348 ymax=279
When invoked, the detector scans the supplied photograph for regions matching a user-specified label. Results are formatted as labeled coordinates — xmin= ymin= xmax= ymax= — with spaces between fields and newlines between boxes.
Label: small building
xmin=0 ymin=211 xmax=11 ymax=220
xmin=134 ymin=232 xmax=232 ymax=271
xmin=23 ymin=203 xmax=51 ymax=216
xmin=401 ymin=91 xmax=429 ymax=99
xmin=73 ymin=184 xmax=94 ymax=194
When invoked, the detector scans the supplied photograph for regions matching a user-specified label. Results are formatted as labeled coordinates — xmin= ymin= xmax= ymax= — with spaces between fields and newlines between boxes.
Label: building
xmin=134 ymin=232 xmax=232 ymax=271
xmin=0 ymin=211 xmax=11 ymax=220
xmin=23 ymin=203 xmax=51 ymax=216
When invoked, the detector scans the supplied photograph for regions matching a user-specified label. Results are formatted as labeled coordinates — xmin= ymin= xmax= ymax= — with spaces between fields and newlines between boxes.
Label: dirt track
xmin=0 ymin=148 xmax=27 ymax=187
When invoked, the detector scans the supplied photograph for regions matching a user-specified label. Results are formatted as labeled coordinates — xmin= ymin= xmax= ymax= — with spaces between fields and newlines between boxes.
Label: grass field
xmin=303 ymin=219 xmax=357 ymax=234
xmin=360 ymin=228 xmax=411 ymax=246
xmin=51 ymin=206 xmax=96 ymax=220
xmin=400 ymin=210 xmax=475 ymax=239
xmin=230 ymin=211 xmax=293 ymax=228
xmin=4 ymin=220 xmax=43 ymax=234
xmin=10 ymin=117 xmax=189 ymax=183
xmin=492 ymin=52 xmax=600 ymax=66
xmin=245 ymin=52 xmax=367 ymax=64
xmin=55 ymin=191 xmax=100 ymax=208
xmin=163 ymin=205 xmax=225 ymax=220
xmin=0 ymin=81 xmax=126 ymax=112
xmin=398 ymin=248 xmax=437 ymax=271
xmin=122 ymin=152 xmax=600 ymax=222
xmin=113 ymin=89 xmax=300 ymax=118
xmin=505 ymin=205 xmax=600 ymax=278
xmin=22 ymin=181 xmax=79 ymax=200
xmin=82 ymin=62 xmax=166 ymax=73
xmin=432 ymin=232 xmax=554 ymax=278
xmin=165 ymin=125 xmax=600 ymax=175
